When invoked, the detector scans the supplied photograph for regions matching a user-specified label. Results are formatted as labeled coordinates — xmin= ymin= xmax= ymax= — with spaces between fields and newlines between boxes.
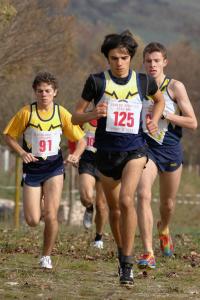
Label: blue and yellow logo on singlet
xmin=23 ymin=102 xmax=62 ymax=151
xmin=103 ymin=70 xmax=140 ymax=100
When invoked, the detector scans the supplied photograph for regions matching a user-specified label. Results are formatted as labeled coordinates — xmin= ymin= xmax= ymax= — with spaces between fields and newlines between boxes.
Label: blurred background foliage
xmin=0 ymin=0 xmax=199 ymax=165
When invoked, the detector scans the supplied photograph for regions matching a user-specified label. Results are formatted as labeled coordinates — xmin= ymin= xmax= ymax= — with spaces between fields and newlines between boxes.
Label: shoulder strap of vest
xmin=91 ymin=72 xmax=106 ymax=103
xmin=160 ymin=77 xmax=171 ymax=91
xmin=55 ymin=103 xmax=63 ymax=128
xmin=137 ymin=73 xmax=148 ymax=100
xmin=26 ymin=102 xmax=36 ymax=128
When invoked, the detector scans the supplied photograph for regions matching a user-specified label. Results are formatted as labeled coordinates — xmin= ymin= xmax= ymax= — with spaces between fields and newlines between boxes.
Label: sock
xmin=144 ymin=250 xmax=154 ymax=256
xmin=95 ymin=233 xmax=102 ymax=241
xmin=158 ymin=221 xmax=169 ymax=235
xmin=160 ymin=227 xmax=169 ymax=235
xmin=121 ymin=255 xmax=133 ymax=265
xmin=117 ymin=247 xmax=123 ymax=263
xmin=86 ymin=205 xmax=93 ymax=212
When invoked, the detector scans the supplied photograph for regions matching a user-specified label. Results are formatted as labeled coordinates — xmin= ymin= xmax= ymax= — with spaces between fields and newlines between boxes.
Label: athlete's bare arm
xmin=146 ymin=90 xmax=165 ymax=135
xmin=165 ymin=80 xmax=197 ymax=129
xmin=72 ymin=99 xmax=107 ymax=125
xmin=4 ymin=134 xmax=39 ymax=163
xmin=65 ymin=137 xmax=87 ymax=166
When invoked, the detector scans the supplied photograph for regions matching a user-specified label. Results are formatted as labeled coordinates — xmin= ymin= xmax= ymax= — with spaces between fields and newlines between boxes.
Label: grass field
xmin=0 ymin=167 xmax=200 ymax=299
xmin=0 ymin=198 xmax=200 ymax=300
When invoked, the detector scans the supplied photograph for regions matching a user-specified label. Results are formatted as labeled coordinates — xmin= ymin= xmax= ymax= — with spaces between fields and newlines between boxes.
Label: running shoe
xmin=137 ymin=253 xmax=156 ymax=269
xmin=83 ymin=206 xmax=93 ymax=229
xmin=119 ymin=263 xmax=134 ymax=285
xmin=39 ymin=256 xmax=52 ymax=269
xmin=93 ymin=240 xmax=104 ymax=249
xmin=157 ymin=221 xmax=174 ymax=256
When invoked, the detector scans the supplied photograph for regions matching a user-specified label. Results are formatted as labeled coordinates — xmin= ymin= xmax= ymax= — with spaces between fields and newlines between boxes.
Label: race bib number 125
xmin=106 ymin=99 xmax=142 ymax=134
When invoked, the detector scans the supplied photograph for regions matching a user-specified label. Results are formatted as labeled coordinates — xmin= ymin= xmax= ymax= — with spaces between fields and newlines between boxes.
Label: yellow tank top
xmin=23 ymin=103 xmax=62 ymax=158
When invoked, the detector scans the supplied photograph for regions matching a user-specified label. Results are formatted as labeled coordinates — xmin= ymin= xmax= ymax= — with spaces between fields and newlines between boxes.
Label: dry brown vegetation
xmin=0 ymin=1 xmax=143 ymax=130
xmin=167 ymin=42 xmax=200 ymax=165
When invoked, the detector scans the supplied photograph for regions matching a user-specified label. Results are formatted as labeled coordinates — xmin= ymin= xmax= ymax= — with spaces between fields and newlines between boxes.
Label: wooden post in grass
xmin=67 ymin=141 xmax=76 ymax=225
xmin=14 ymin=155 xmax=21 ymax=228
xmin=67 ymin=164 xmax=75 ymax=225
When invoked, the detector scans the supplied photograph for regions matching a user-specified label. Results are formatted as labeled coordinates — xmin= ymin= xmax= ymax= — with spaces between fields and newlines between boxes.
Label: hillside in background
xmin=68 ymin=0 xmax=200 ymax=46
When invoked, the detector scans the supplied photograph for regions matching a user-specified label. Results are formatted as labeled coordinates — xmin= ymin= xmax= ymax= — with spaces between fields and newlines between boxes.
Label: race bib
xmin=142 ymin=100 xmax=168 ymax=144
xmin=106 ymin=99 xmax=142 ymax=134
xmin=85 ymin=131 xmax=96 ymax=153
xmin=142 ymin=101 xmax=153 ymax=132
xmin=31 ymin=130 xmax=61 ymax=158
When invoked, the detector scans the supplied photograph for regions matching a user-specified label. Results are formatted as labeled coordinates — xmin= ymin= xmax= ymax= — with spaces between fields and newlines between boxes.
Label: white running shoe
xmin=83 ymin=208 xmax=93 ymax=229
xmin=40 ymin=256 xmax=52 ymax=269
xmin=93 ymin=240 xmax=104 ymax=249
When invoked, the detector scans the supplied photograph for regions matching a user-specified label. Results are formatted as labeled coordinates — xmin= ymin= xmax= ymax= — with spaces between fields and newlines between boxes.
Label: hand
xmin=65 ymin=154 xmax=79 ymax=167
xmin=146 ymin=115 xmax=158 ymax=135
xmin=95 ymin=101 xmax=107 ymax=119
xmin=21 ymin=152 xmax=39 ymax=163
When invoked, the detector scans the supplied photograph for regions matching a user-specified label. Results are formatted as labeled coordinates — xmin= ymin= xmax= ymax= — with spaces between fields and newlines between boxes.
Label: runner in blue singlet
xmin=137 ymin=42 xmax=197 ymax=269
xmin=72 ymin=31 xmax=165 ymax=285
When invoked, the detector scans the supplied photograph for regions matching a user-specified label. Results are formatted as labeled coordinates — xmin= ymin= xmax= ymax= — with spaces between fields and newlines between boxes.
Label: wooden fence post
xmin=67 ymin=164 xmax=76 ymax=225
xmin=14 ymin=156 xmax=21 ymax=228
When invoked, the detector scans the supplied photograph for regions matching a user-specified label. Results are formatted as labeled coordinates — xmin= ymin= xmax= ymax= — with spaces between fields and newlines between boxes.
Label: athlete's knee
xmin=80 ymin=197 xmax=93 ymax=207
xmin=161 ymin=197 xmax=175 ymax=213
xmin=119 ymin=194 xmax=134 ymax=211
xmin=95 ymin=201 xmax=107 ymax=215
xmin=44 ymin=215 xmax=58 ymax=225
xmin=108 ymin=203 xmax=120 ymax=223
xmin=25 ymin=216 xmax=40 ymax=227
xmin=137 ymin=188 xmax=152 ymax=206
xmin=80 ymin=190 xmax=93 ymax=207
xmin=43 ymin=209 xmax=58 ymax=223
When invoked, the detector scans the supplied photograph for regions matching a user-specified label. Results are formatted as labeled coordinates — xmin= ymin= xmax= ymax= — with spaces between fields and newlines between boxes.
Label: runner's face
xmin=108 ymin=48 xmax=131 ymax=78
xmin=35 ymin=82 xmax=57 ymax=109
xmin=143 ymin=51 xmax=167 ymax=80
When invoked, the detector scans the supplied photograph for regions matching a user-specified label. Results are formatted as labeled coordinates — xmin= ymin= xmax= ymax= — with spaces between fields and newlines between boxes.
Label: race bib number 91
xmin=106 ymin=99 xmax=142 ymax=134
xmin=32 ymin=130 xmax=61 ymax=157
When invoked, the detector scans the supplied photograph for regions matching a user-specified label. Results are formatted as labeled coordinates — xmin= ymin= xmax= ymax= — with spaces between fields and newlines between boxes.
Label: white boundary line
xmin=152 ymin=198 xmax=200 ymax=205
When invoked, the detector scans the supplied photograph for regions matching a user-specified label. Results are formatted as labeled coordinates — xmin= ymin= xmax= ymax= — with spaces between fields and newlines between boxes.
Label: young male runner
xmin=72 ymin=31 xmax=164 ymax=284
xmin=137 ymin=42 xmax=197 ymax=269
xmin=3 ymin=72 xmax=85 ymax=269
xmin=76 ymin=119 xmax=108 ymax=248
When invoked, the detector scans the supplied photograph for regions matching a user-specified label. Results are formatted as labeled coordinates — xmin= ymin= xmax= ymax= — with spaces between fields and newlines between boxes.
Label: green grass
xmin=0 ymin=215 xmax=200 ymax=299
xmin=1 ymin=167 xmax=200 ymax=298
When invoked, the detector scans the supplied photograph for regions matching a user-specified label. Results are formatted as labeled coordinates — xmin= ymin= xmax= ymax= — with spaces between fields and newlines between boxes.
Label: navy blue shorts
xmin=21 ymin=166 xmax=65 ymax=187
xmin=95 ymin=146 xmax=148 ymax=180
xmin=78 ymin=159 xmax=100 ymax=180
xmin=147 ymin=142 xmax=183 ymax=172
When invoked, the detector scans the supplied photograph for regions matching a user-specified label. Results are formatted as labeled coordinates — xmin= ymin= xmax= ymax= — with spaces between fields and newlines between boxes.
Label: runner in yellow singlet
xmin=3 ymin=72 xmax=85 ymax=269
